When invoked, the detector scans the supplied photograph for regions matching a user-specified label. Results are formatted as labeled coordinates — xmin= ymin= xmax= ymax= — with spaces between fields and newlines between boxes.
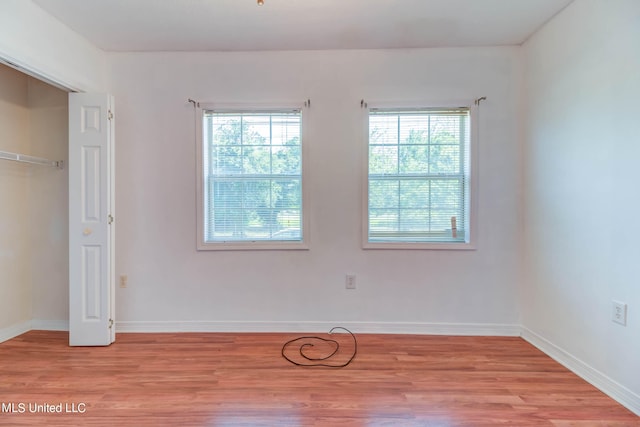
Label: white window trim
xmin=361 ymin=100 xmax=478 ymax=250
xmin=196 ymin=102 xmax=310 ymax=251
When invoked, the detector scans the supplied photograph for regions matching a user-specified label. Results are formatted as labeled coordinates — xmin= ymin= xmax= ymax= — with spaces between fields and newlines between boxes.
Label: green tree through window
xmin=368 ymin=108 xmax=470 ymax=243
xmin=203 ymin=111 xmax=302 ymax=242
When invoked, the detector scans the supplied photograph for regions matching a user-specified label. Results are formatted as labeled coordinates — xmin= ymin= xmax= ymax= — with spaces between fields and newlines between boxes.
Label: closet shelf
xmin=0 ymin=150 xmax=64 ymax=169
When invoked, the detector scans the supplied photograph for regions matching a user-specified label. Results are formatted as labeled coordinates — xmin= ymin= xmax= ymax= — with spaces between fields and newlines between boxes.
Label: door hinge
xmin=108 ymin=318 xmax=114 ymax=329
xmin=108 ymin=110 xmax=114 ymax=121
xmin=108 ymin=214 xmax=114 ymax=225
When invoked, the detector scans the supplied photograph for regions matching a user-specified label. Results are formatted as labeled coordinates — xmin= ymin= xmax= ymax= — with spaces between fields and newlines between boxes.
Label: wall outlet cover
xmin=612 ymin=300 xmax=627 ymax=326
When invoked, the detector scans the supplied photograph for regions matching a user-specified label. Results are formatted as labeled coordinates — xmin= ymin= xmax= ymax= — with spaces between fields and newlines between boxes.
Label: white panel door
xmin=68 ymin=93 xmax=115 ymax=346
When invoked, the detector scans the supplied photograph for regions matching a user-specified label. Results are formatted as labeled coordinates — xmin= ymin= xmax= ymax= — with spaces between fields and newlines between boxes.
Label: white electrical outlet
xmin=612 ymin=301 xmax=627 ymax=326
xmin=345 ymin=274 xmax=356 ymax=290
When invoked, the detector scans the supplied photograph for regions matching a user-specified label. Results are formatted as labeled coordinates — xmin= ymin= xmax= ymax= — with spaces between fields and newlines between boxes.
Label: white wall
xmin=109 ymin=48 xmax=522 ymax=332
xmin=0 ymin=0 xmax=106 ymax=92
xmin=28 ymin=78 xmax=69 ymax=326
xmin=522 ymin=0 xmax=640 ymax=408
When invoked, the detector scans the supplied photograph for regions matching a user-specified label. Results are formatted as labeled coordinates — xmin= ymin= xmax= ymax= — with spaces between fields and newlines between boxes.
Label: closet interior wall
xmin=0 ymin=63 xmax=68 ymax=334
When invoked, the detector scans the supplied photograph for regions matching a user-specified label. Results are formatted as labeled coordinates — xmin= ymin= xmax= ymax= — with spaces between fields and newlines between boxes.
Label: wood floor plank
xmin=0 ymin=331 xmax=637 ymax=426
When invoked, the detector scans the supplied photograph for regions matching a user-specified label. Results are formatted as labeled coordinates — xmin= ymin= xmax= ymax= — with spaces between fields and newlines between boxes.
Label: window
xmin=365 ymin=106 xmax=475 ymax=249
xmin=197 ymin=108 xmax=308 ymax=250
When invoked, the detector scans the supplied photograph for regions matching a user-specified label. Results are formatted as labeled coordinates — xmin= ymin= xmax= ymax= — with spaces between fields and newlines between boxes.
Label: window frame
xmin=196 ymin=103 xmax=310 ymax=251
xmin=361 ymin=100 xmax=478 ymax=250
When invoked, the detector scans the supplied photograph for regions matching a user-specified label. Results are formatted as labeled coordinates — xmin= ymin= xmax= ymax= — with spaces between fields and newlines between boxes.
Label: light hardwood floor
xmin=0 ymin=331 xmax=638 ymax=426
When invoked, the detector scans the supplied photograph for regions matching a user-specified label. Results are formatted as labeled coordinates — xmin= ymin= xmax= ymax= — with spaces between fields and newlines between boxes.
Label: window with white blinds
xmin=200 ymin=109 xmax=305 ymax=247
xmin=366 ymin=107 xmax=472 ymax=246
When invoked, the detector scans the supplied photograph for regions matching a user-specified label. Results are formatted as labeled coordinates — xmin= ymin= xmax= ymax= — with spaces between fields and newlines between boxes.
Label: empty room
xmin=0 ymin=0 xmax=639 ymax=425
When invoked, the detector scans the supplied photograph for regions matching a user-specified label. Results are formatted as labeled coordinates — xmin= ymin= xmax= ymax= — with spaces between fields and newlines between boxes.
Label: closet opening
xmin=0 ymin=61 xmax=70 ymax=336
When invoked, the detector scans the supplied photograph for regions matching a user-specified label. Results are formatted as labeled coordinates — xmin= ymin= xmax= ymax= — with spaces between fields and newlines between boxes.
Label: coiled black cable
xmin=281 ymin=327 xmax=357 ymax=368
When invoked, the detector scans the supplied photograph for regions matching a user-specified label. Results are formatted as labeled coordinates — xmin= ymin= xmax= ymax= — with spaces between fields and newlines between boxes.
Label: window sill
xmin=362 ymin=241 xmax=476 ymax=250
xmin=197 ymin=241 xmax=310 ymax=251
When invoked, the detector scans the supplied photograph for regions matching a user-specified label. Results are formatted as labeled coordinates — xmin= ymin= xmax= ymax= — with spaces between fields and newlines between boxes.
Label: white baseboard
xmin=115 ymin=320 xmax=521 ymax=336
xmin=0 ymin=320 xmax=31 ymax=343
xmin=5 ymin=318 xmax=519 ymax=336
xmin=31 ymin=319 xmax=69 ymax=331
xmin=521 ymin=327 xmax=640 ymax=417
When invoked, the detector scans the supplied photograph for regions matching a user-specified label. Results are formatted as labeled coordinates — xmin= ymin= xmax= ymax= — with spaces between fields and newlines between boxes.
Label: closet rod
xmin=0 ymin=150 xmax=64 ymax=169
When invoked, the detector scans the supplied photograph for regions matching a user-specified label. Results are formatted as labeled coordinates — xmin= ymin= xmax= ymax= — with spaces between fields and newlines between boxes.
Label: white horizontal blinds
xmin=203 ymin=110 xmax=302 ymax=242
xmin=368 ymin=108 xmax=470 ymax=243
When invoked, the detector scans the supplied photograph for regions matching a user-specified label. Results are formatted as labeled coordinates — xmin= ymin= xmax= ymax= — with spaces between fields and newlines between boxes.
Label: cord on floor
xmin=281 ymin=327 xmax=357 ymax=368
